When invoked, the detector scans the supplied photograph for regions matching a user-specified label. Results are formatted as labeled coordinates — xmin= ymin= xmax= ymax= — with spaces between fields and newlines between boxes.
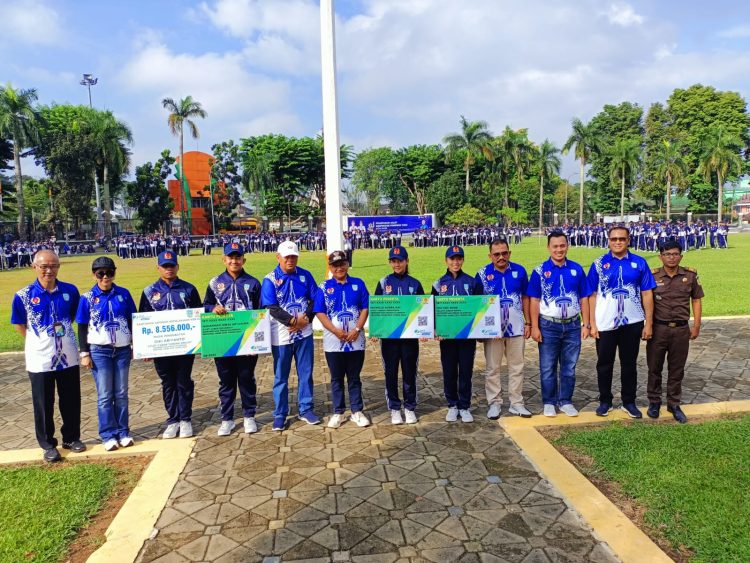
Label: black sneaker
xmin=620 ymin=403 xmax=643 ymax=419
xmin=62 ymin=440 xmax=87 ymax=453
xmin=595 ymin=403 xmax=613 ymax=417
xmin=44 ymin=448 xmax=61 ymax=463
xmin=647 ymin=402 xmax=661 ymax=419
xmin=667 ymin=404 xmax=688 ymax=424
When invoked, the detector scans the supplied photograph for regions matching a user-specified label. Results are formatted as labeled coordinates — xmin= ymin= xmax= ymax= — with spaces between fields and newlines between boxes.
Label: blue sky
xmin=1 ymin=0 xmax=749 ymax=181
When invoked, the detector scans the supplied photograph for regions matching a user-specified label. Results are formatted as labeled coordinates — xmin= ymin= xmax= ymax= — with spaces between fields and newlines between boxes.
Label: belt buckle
xmin=668 ymin=322 xmax=677 ymax=328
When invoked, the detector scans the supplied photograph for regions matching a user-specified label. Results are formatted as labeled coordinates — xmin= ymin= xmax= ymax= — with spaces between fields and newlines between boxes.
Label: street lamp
xmin=80 ymin=74 xmax=98 ymax=108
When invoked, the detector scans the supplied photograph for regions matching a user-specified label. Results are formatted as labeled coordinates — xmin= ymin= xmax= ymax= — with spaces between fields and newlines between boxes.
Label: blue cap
xmin=224 ymin=242 xmax=244 ymax=256
xmin=388 ymin=246 xmax=408 ymax=260
xmin=445 ymin=245 xmax=464 ymax=258
xmin=157 ymin=251 xmax=178 ymax=266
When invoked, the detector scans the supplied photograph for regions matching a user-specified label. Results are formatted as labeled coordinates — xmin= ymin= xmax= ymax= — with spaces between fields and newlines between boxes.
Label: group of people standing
xmin=11 ymin=226 xmax=703 ymax=463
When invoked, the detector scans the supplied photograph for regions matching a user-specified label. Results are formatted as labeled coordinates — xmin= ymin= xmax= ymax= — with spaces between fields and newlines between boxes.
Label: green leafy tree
xmin=497 ymin=206 xmax=529 ymax=226
xmin=161 ymin=96 xmax=207 ymax=228
xmin=208 ymin=140 xmax=243 ymax=231
xmin=349 ymin=147 xmax=398 ymax=215
xmin=0 ymin=83 xmax=41 ymax=239
xmin=425 ymin=170 xmax=466 ymax=223
xmin=535 ymin=139 xmax=561 ymax=230
xmin=126 ymin=151 xmax=175 ymax=233
xmin=445 ymin=204 xmax=489 ymax=226
xmin=493 ymin=127 xmax=526 ymax=208
xmin=653 ymin=140 xmax=688 ymax=220
xmin=608 ymin=137 xmax=641 ymax=219
xmin=697 ymin=124 xmax=744 ymax=222
xmin=640 ymin=102 xmax=683 ymax=206
xmin=391 ymin=145 xmax=446 ymax=215
xmin=562 ymin=118 xmax=601 ymax=224
xmin=443 ymin=115 xmax=492 ymax=193
xmin=552 ymin=182 xmax=579 ymax=223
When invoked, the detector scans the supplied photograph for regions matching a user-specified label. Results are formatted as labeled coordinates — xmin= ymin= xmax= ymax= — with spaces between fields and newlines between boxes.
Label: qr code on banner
xmin=485 ymin=316 xmax=495 ymax=326
xmin=418 ymin=316 xmax=428 ymax=327
xmin=254 ymin=332 xmax=265 ymax=342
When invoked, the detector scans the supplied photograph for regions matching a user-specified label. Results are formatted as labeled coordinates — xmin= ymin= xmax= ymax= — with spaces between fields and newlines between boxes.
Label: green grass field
xmin=554 ymin=415 xmax=750 ymax=562
xmin=1 ymin=234 xmax=749 ymax=352
xmin=0 ymin=463 xmax=115 ymax=562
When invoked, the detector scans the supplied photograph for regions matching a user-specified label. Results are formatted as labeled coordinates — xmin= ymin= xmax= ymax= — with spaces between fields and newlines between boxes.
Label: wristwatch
xmin=79 ymin=352 xmax=90 ymax=358
xmin=354 ymin=327 xmax=362 ymax=333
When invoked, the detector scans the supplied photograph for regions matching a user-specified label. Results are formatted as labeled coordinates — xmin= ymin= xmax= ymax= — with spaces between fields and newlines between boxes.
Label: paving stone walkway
xmin=1 ymin=318 xmax=749 ymax=561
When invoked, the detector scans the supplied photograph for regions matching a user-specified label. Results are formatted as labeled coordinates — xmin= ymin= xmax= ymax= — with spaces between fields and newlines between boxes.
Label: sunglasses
xmin=609 ymin=237 xmax=628 ymax=242
xmin=491 ymin=251 xmax=510 ymax=258
xmin=95 ymin=270 xmax=116 ymax=279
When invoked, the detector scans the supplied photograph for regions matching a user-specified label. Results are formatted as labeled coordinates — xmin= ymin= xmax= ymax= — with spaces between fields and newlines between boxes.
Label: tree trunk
xmin=665 ymin=172 xmax=671 ymax=221
xmin=103 ymin=163 xmax=112 ymax=239
xmin=180 ymin=130 xmax=187 ymax=232
xmin=538 ymin=174 xmax=544 ymax=232
xmin=503 ymin=177 xmax=509 ymax=208
xmin=578 ymin=160 xmax=585 ymax=226
xmin=717 ymin=172 xmax=723 ymax=223
xmin=92 ymin=170 xmax=101 ymax=236
xmin=13 ymin=141 xmax=26 ymax=240
xmin=620 ymin=167 xmax=625 ymax=221
xmin=465 ymin=166 xmax=470 ymax=194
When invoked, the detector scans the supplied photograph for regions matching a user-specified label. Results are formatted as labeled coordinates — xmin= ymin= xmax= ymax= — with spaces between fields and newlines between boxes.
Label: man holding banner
xmin=139 ymin=251 xmax=202 ymax=439
xmin=204 ymin=243 xmax=262 ymax=436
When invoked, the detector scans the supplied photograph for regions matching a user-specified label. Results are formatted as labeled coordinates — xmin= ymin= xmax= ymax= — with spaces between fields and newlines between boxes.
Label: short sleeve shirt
xmin=261 ymin=265 xmax=318 ymax=346
xmin=76 ymin=283 xmax=137 ymax=347
xmin=652 ymin=266 xmax=704 ymax=321
xmin=587 ymin=252 xmax=656 ymax=331
xmin=11 ymin=280 xmax=80 ymax=372
xmin=528 ymin=258 xmax=591 ymax=320
xmin=313 ymin=276 xmax=369 ymax=352
xmin=204 ymin=270 xmax=261 ymax=312
xmin=475 ymin=262 xmax=528 ymax=337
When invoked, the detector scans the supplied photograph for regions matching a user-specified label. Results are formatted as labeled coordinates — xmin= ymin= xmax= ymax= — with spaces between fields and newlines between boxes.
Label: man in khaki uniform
xmin=646 ymin=241 xmax=704 ymax=423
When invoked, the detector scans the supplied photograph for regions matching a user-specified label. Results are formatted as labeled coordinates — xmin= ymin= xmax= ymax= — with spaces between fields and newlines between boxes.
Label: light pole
xmin=80 ymin=73 xmax=101 ymax=236
xmin=80 ymin=74 xmax=98 ymax=108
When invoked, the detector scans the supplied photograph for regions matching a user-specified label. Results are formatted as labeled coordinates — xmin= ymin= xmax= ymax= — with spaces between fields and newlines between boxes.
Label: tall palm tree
xmin=510 ymin=128 xmax=533 ymax=196
xmin=0 ymin=83 xmax=41 ymax=239
xmin=161 ymin=96 xmax=207 ymax=229
xmin=653 ymin=139 xmax=687 ymax=221
xmin=698 ymin=124 xmax=743 ymax=223
xmin=608 ymin=137 xmax=641 ymax=221
xmin=536 ymin=139 xmax=561 ymax=231
xmin=562 ymin=118 xmax=600 ymax=225
xmin=443 ymin=115 xmax=493 ymax=193
xmin=86 ymin=110 xmax=133 ymax=239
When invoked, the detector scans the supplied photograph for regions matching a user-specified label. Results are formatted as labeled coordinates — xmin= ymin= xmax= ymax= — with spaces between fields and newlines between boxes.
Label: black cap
xmin=91 ymin=256 xmax=116 ymax=271
xmin=328 ymin=250 xmax=348 ymax=264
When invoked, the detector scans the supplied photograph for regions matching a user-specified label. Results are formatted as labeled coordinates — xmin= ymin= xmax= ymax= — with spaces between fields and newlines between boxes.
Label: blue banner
xmin=346 ymin=214 xmax=434 ymax=233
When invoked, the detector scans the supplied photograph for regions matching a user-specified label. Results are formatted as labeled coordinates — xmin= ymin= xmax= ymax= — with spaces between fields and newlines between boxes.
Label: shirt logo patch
xmin=118 ymin=295 xmax=124 ymax=302
xmin=275 ymin=279 xmax=283 ymax=286
xmin=464 ymin=284 xmax=469 ymax=292
xmin=631 ymin=262 xmax=638 ymax=268
xmin=244 ymin=284 xmax=250 ymax=290
xmin=487 ymin=274 xmax=494 ymax=281
xmin=409 ymin=286 xmax=414 ymax=294
xmin=353 ymin=284 xmax=359 ymax=291
xmin=300 ymin=276 xmax=306 ymax=282
xmin=31 ymin=296 xmax=40 ymax=305
xmin=440 ymin=284 xmax=447 ymax=293
xmin=544 ymin=271 xmax=551 ymax=278
xmin=571 ymin=270 xmax=577 ymax=277
xmin=603 ymin=263 xmax=610 ymax=269
xmin=512 ymin=271 xmax=518 ymax=279
xmin=385 ymin=285 xmax=392 ymax=294
xmin=94 ymin=297 xmax=100 ymax=304
xmin=327 ymin=287 xmax=334 ymax=294
xmin=217 ymin=283 xmax=225 ymax=291
xmin=152 ymin=292 xmax=161 ymax=301
xmin=63 ymin=293 xmax=70 ymax=301
xmin=180 ymin=292 xmax=186 ymax=299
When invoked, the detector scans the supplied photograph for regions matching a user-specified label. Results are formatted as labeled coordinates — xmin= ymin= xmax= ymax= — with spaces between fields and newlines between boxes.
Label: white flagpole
xmin=320 ymin=0 xmax=344 ymax=254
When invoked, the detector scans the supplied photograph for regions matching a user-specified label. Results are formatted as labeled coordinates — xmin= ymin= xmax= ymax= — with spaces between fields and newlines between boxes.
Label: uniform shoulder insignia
xmin=651 ymin=267 xmax=660 ymax=274
xmin=686 ymin=267 xmax=697 ymax=273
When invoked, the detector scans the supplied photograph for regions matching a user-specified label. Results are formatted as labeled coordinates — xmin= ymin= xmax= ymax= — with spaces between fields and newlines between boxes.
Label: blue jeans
xmin=538 ymin=318 xmax=581 ymax=406
xmin=271 ymin=335 xmax=315 ymax=417
xmin=90 ymin=345 xmax=131 ymax=441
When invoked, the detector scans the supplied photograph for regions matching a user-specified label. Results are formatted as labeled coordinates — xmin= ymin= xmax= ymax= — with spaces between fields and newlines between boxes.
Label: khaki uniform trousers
xmin=484 ymin=336 xmax=525 ymax=407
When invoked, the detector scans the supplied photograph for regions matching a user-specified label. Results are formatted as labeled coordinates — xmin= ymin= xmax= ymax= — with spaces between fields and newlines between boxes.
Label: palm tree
xmin=510 ymin=128 xmax=533 ymax=197
xmin=698 ymin=124 xmax=743 ymax=223
xmin=86 ymin=110 xmax=133 ymax=239
xmin=0 ymin=83 xmax=41 ymax=239
xmin=536 ymin=140 xmax=561 ymax=231
xmin=653 ymin=140 xmax=687 ymax=221
xmin=608 ymin=137 xmax=641 ymax=221
xmin=562 ymin=118 xmax=600 ymax=225
xmin=493 ymin=126 xmax=526 ymax=208
xmin=443 ymin=115 xmax=493 ymax=193
xmin=161 ymin=96 xmax=207 ymax=230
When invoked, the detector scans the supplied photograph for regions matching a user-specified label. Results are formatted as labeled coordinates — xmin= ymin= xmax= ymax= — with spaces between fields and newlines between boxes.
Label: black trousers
xmin=440 ymin=339 xmax=476 ymax=409
xmin=596 ymin=321 xmax=643 ymax=405
xmin=325 ymin=351 xmax=365 ymax=414
xmin=28 ymin=366 xmax=81 ymax=450
xmin=215 ymin=355 xmax=258 ymax=420
xmin=381 ymin=339 xmax=419 ymax=411
xmin=154 ymin=355 xmax=195 ymax=423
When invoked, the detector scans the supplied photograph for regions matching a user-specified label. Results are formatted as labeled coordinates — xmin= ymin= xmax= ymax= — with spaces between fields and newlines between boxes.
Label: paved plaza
xmin=1 ymin=318 xmax=749 ymax=562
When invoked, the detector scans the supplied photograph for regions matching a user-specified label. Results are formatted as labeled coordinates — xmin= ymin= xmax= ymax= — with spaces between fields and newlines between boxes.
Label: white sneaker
xmin=243 ymin=417 xmax=258 ymax=433
xmin=487 ymin=403 xmax=502 ymax=420
xmin=104 ymin=439 xmax=119 ymax=451
xmin=509 ymin=404 xmax=532 ymax=418
xmin=404 ymin=410 xmax=418 ymax=424
xmin=162 ymin=423 xmax=179 ymax=439
xmin=543 ymin=404 xmax=557 ymax=417
xmin=351 ymin=411 xmax=371 ymax=427
xmin=218 ymin=420 xmax=235 ymax=436
xmin=390 ymin=410 xmax=404 ymax=425
xmin=328 ymin=413 xmax=344 ymax=428
xmin=179 ymin=421 xmax=193 ymax=438
xmin=459 ymin=409 xmax=474 ymax=423
xmin=446 ymin=406 xmax=459 ymax=422
xmin=118 ymin=436 xmax=134 ymax=448
xmin=560 ymin=404 xmax=579 ymax=417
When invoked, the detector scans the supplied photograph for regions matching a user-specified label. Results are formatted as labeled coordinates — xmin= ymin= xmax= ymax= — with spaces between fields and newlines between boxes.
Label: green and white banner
xmin=200 ymin=310 xmax=271 ymax=358
xmin=368 ymin=295 xmax=434 ymax=338
xmin=435 ymin=296 xmax=502 ymax=339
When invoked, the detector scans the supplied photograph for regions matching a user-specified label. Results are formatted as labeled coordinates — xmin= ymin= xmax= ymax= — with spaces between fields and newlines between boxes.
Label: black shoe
xmin=667 ymin=405 xmax=688 ymax=424
xmin=43 ymin=448 xmax=61 ymax=463
xmin=647 ymin=402 xmax=661 ymax=419
xmin=62 ymin=440 xmax=87 ymax=453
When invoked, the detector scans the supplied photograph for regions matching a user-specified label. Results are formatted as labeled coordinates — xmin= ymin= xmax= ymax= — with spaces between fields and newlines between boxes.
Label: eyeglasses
xmin=661 ymin=252 xmax=681 ymax=257
xmin=95 ymin=270 xmax=115 ymax=279
xmin=609 ymin=237 xmax=628 ymax=242
xmin=491 ymin=251 xmax=510 ymax=258
xmin=36 ymin=264 xmax=60 ymax=270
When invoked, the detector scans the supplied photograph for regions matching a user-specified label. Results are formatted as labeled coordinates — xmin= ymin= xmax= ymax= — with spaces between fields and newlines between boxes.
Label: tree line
xmin=1 ymin=82 xmax=748 ymax=239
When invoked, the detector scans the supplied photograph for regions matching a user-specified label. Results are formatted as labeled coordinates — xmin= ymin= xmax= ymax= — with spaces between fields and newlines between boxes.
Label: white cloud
xmin=0 ymin=0 xmax=64 ymax=45
xmin=718 ymin=24 xmax=750 ymax=39
xmin=604 ymin=3 xmax=644 ymax=27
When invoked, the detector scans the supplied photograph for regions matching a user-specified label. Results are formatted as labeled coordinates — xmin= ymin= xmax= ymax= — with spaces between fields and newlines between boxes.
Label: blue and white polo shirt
xmin=313 ymin=276 xmax=369 ymax=352
xmin=528 ymin=258 xmax=591 ymax=320
xmin=76 ymin=283 xmax=137 ymax=347
xmin=261 ymin=265 xmax=318 ymax=346
xmin=475 ymin=262 xmax=528 ymax=338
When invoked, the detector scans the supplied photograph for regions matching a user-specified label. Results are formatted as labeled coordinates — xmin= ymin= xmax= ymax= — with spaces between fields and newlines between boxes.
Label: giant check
xmin=368 ymin=295 xmax=434 ymax=338
xmin=132 ymin=308 xmax=203 ymax=359
xmin=435 ymin=296 xmax=501 ymax=339
xmin=200 ymin=310 xmax=271 ymax=358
